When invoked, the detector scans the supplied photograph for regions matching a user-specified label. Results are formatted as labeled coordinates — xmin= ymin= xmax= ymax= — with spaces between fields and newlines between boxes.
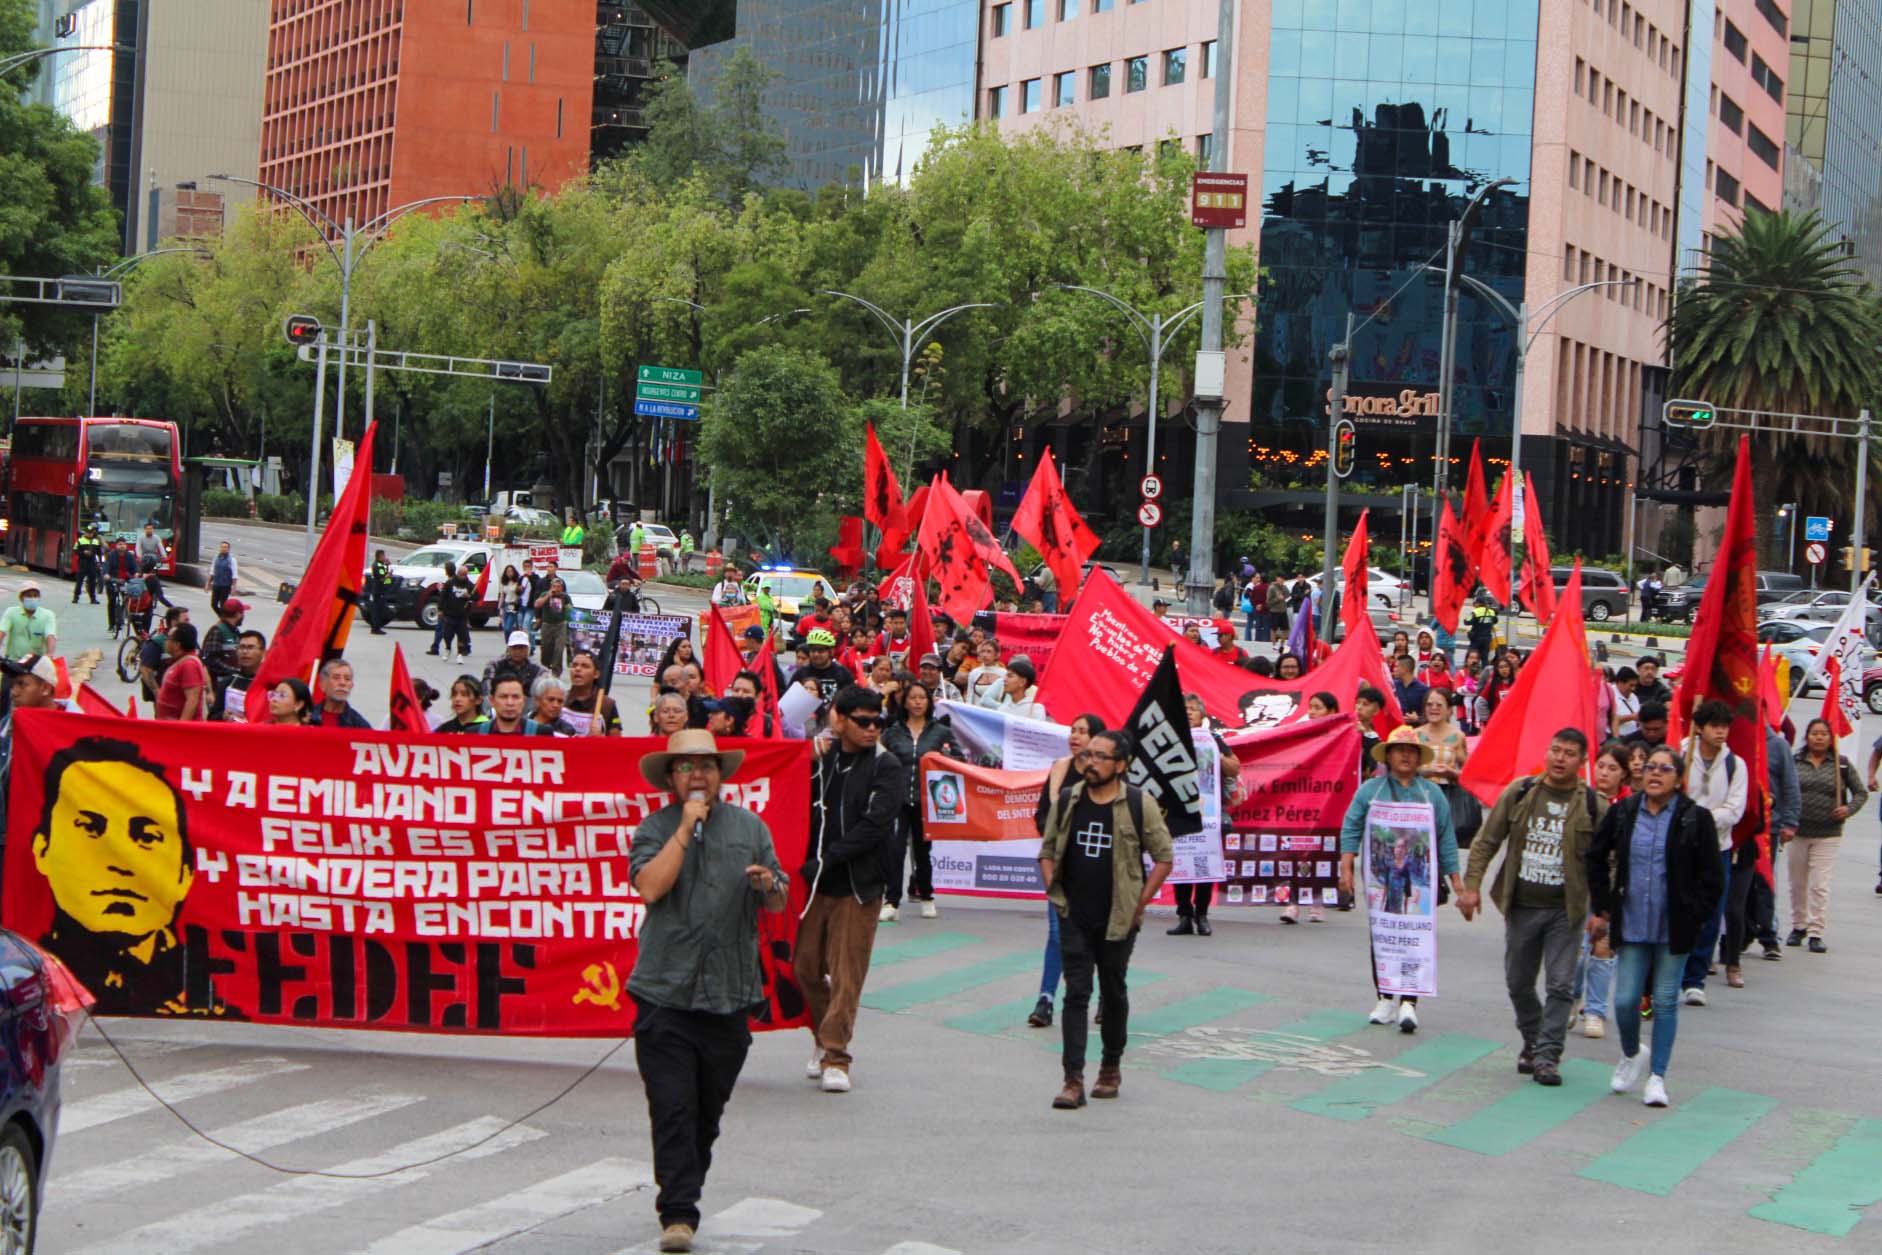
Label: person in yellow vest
xmin=560 ymin=511 xmax=587 ymax=548
xmin=72 ymin=525 xmax=104 ymax=605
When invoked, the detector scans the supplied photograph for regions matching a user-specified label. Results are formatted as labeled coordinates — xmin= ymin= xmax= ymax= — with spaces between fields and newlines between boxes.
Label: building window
xmin=1568 ymin=150 xmax=1579 ymax=189
xmin=1745 ymin=192 xmax=1772 ymax=215
xmin=1721 ymin=19 xmax=1747 ymax=63
xmin=1060 ymin=0 xmax=1077 ymax=18
xmin=988 ymin=84 xmax=1007 ymax=117
xmin=1089 ymin=63 xmax=1112 ymax=98
xmin=1202 ymin=40 xmax=1216 ymax=77
xmin=491 ymin=91 xmax=500 ymax=131
xmin=1126 ymin=55 xmax=1147 ymax=92
xmin=1715 ymin=168 xmax=1740 ymax=206
xmin=1093 ymin=0 xmax=1112 ymax=10
xmin=1755 ymin=0 xmax=1786 ymax=38
xmin=992 ymin=3 xmax=1009 ymax=35
xmin=556 ymin=97 xmax=563 ymax=138
xmin=1751 ymin=54 xmax=1783 ymax=103
xmin=1716 ymin=93 xmax=1742 ymax=134
xmin=1024 ymin=0 xmax=1044 ymax=28
xmin=1021 ymin=78 xmax=1042 ymax=113
xmin=1196 ymin=132 xmax=1213 ymax=163
xmin=1574 ymin=58 xmax=1584 ymax=95
xmin=1747 ymin=124 xmax=1779 ymax=169
xmin=1163 ymin=47 xmax=1186 ymax=85
xmin=1054 ymin=70 xmax=1075 ymax=106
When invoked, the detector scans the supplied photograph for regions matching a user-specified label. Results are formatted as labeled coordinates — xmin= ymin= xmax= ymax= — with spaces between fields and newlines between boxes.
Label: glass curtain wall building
xmin=1252 ymin=0 xmax=1537 ymax=502
xmin=1786 ymin=0 xmax=1882 ymax=282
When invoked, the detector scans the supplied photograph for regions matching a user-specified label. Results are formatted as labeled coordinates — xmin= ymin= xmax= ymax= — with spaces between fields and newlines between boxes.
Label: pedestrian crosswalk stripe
xmin=1290 ymin=1033 xmax=1500 ymax=1122
xmin=1424 ymin=1058 xmax=1610 ymax=1155
xmin=1581 ymin=1087 xmax=1779 ymax=1197
xmin=709 ymin=1196 xmax=825 ymax=1237
xmin=70 ymin=1117 xmax=546 ymax=1255
xmin=1162 ymin=1008 xmax=1373 ymax=1092
xmin=61 ymin=1057 xmax=311 ymax=1134
xmin=868 ymin=931 xmax=982 ymax=969
xmin=52 ymin=1092 xmax=425 ymax=1206
xmin=353 ymin=1159 xmax=651 ymax=1255
xmin=880 ymin=1243 xmax=964 ymax=1254
xmin=1748 ymin=1117 xmax=1882 ymax=1236
xmin=942 ymin=971 xmax=1168 ymax=1037
xmin=863 ymin=952 xmax=1041 ymax=1013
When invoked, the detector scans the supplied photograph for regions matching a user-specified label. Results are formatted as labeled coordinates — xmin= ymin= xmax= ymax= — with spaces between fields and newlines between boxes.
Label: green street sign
xmin=636 ymin=381 xmax=702 ymax=403
xmin=639 ymin=364 xmax=702 ymax=387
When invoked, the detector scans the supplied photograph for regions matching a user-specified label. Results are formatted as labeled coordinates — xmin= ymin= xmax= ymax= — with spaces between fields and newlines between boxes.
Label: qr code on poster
xmin=1400 ymin=961 xmax=1424 ymax=979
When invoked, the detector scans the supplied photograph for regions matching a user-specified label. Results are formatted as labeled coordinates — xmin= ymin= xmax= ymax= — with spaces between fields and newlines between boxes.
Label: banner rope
xmin=78 ymin=1011 xmax=632 ymax=1179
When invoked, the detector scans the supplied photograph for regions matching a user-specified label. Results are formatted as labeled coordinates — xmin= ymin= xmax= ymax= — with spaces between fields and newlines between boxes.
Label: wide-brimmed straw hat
xmin=639 ymin=729 xmax=746 ymax=792
xmin=1370 ymin=724 xmax=1436 ymax=766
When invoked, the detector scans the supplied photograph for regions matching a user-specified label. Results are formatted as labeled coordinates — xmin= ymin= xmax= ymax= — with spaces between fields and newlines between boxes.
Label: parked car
xmin=1865 ymin=663 xmax=1882 ymax=715
xmin=1757 ymin=619 xmax=1833 ymax=646
xmin=1553 ymin=566 xmax=1630 ymax=621
xmin=1306 ymin=566 xmax=1406 ymax=611
xmin=0 ymin=930 xmax=90 ymax=1250
xmin=1652 ymin=570 xmax=1807 ymax=623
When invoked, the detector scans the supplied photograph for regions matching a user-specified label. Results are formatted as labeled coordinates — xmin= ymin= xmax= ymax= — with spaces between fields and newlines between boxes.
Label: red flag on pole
xmin=1458 ymin=562 xmax=1599 ymax=806
xmin=917 ymin=473 xmax=1021 ymax=621
xmin=1476 ymin=472 xmax=1514 ymax=607
xmin=472 ymin=554 xmax=491 ymax=605
xmin=1461 ymin=438 xmax=1493 ymax=578
xmin=1431 ymin=497 xmax=1471 ymax=632
xmin=703 ymin=603 xmax=745 ymax=697
xmin=1516 ymin=471 xmax=1558 ymax=624
xmin=73 ymin=683 xmax=125 ymax=718
xmin=1821 ymin=653 xmax=1856 ymax=738
xmin=1011 ymin=448 xmax=1101 ymax=606
xmin=754 ymin=635 xmax=785 ymax=738
xmin=906 ymin=558 xmax=938 ymax=666
xmin=387 ymin=643 xmax=430 ymax=734
xmin=864 ymin=423 xmax=909 ymax=544
xmin=1339 ymin=508 xmax=1370 ymax=637
xmin=250 ymin=422 xmax=377 ymax=720
xmin=828 ymin=516 xmax=867 ymax=580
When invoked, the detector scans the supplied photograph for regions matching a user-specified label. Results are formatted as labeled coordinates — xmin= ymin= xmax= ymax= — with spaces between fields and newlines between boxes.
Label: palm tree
xmin=1664 ymin=209 xmax=1882 ymax=568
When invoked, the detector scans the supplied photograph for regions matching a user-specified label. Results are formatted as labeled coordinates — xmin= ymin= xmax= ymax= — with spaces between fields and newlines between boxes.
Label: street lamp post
xmin=1430 ymin=177 xmax=1516 ymax=554
xmin=206 ymin=174 xmax=479 ymax=557
xmin=1059 ymin=285 xmax=1215 ymax=587
xmin=0 ymin=43 xmax=124 ymax=79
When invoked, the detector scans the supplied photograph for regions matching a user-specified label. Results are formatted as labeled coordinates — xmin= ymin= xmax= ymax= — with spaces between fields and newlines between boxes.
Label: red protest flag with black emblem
xmin=1010 ymin=448 xmax=1100 ymax=605
xmin=1431 ymin=497 xmax=1471 ymax=632
xmin=1339 ymin=508 xmax=1370 ymax=637
xmin=1475 ymin=472 xmax=1514 ymax=608
xmin=1461 ymin=438 xmax=1493 ymax=578
xmin=250 ymin=422 xmax=376 ymax=720
xmin=1516 ymin=471 xmax=1558 ymax=624
xmin=906 ymin=557 xmax=938 ymax=667
xmin=864 ymin=423 xmax=909 ymax=544
xmin=387 ymin=643 xmax=431 ymax=734
xmin=917 ymin=474 xmax=1021 ymax=622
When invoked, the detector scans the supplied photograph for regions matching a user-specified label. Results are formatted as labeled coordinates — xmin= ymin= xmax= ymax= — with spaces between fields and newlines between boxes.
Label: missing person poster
xmin=1361 ymin=799 xmax=1438 ymax=997
xmin=566 ymin=608 xmax=691 ymax=677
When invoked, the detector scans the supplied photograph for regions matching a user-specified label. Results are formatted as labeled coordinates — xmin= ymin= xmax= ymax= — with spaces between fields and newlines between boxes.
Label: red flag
xmin=1458 ymin=563 xmax=1599 ymax=806
xmin=864 ymin=423 xmax=909 ymax=559
xmin=126 ymin=695 xmax=138 ymax=719
xmin=51 ymin=657 xmax=72 ymax=702
xmin=1821 ymin=653 xmax=1855 ymax=738
xmin=1431 ymin=497 xmax=1471 ymax=632
xmin=387 ymin=643 xmax=430 ymax=734
xmin=1516 ymin=471 xmax=1557 ymax=623
xmin=828 ymin=516 xmax=867 ymax=579
xmin=917 ymin=473 xmax=1021 ymax=621
xmin=472 ymin=555 xmax=491 ymax=605
xmin=703 ymin=603 xmax=745 ymax=696
xmin=906 ymin=558 xmax=937 ymax=667
xmin=1339 ymin=509 xmax=1370 ymax=636
xmin=1671 ymin=434 xmax=1767 ymax=869
xmin=1461 ymin=438 xmax=1492 ymax=577
xmin=754 ymin=635 xmax=785 ymax=738
xmin=73 ymin=683 xmax=125 ymax=718
xmin=250 ymin=422 xmax=377 ymax=720
xmin=1476 ymin=472 xmax=1514 ymax=607
xmin=1758 ymin=642 xmax=1785 ymax=731
xmin=1011 ymin=448 xmax=1100 ymax=606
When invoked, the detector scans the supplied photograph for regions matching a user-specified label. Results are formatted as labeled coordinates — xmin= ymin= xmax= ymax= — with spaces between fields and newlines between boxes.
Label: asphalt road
xmin=15 ymin=521 xmax=1882 ymax=1253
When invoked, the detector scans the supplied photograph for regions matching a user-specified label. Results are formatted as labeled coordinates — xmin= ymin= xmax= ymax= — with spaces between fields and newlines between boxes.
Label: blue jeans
xmin=1040 ymin=591 xmax=1059 ymax=614
xmin=501 ymin=608 xmax=522 ymax=638
xmin=1681 ymin=849 xmax=1733 ymax=989
xmin=1614 ymin=942 xmax=1686 ymax=1077
xmin=1041 ymin=906 xmax=1062 ymax=998
xmin=1573 ymin=933 xmax=1615 ymax=1020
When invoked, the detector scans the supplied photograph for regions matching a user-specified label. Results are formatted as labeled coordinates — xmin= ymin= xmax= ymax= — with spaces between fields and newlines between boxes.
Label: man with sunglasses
xmin=1038 ymin=730 xmax=1174 ymax=1109
xmin=795 ymin=685 xmax=906 ymax=1092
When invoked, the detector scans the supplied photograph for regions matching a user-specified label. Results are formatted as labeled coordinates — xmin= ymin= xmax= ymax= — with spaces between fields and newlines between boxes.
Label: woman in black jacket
xmin=1584 ymin=744 xmax=1725 ymax=1110
xmin=879 ymin=678 xmax=962 ymax=922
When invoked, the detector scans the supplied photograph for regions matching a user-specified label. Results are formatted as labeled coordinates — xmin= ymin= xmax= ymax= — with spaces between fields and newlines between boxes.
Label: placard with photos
xmin=1216 ymin=830 xmax=1342 ymax=907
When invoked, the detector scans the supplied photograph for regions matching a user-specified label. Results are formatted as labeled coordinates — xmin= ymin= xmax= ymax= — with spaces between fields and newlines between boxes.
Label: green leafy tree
xmin=698 ymin=345 xmax=853 ymax=556
xmin=1666 ymin=209 xmax=1882 ymax=563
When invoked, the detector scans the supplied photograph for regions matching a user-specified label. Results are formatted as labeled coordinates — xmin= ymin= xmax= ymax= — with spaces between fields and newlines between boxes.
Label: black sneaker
xmin=1786 ymin=929 xmax=1806 ymax=947
xmin=1532 ymin=1060 xmax=1563 ymax=1087
xmin=1517 ymin=1045 xmax=1535 ymax=1075
xmin=1166 ymin=917 xmax=1195 ymax=936
xmin=1027 ymin=996 xmax=1054 ymax=1029
xmin=1808 ymin=936 xmax=1827 ymax=954
xmin=1761 ymin=943 xmax=1782 ymax=961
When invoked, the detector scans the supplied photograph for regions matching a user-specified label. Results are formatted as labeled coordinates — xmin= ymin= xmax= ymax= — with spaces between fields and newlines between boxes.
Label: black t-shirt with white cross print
xmin=1062 ymin=792 xmax=1117 ymax=936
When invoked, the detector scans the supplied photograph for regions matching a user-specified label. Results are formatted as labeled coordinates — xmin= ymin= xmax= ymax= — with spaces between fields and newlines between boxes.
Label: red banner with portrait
xmin=2 ymin=712 xmax=813 ymax=1038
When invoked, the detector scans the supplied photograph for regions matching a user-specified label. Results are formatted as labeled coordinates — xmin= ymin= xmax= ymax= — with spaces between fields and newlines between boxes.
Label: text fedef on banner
xmin=2 ymin=712 xmax=812 ymax=1037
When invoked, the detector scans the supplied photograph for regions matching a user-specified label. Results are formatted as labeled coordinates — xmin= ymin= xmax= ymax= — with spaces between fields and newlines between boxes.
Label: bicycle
xmin=115 ymin=587 xmax=154 ymax=684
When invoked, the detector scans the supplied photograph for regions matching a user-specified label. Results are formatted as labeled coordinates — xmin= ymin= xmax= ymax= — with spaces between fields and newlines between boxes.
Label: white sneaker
xmin=820 ymin=1066 xmax=851 ymax=1093
xmin=1680 ymin=987 xmax=1707 ymax=1007
xmin=1643 ymin=1075 xmax=1670 ymax=1107
xmin=806 ymin=1050 xmax=824 ymax=1079
xmin=1583 ymin=1014 xmax=1607 ymax=1040
xmin=919 ymin=900 xmax=937 ymax=919
xmin=879 ymin=904 xmax=899 ymax=923
xmin=1369 ymin=997 xmax=1396 ymax=1025
xmin=1611 ymin=1052 xmax=1648 ymax=1094
xmin=1397 ymin=1001 xmax=1419 ymax=1033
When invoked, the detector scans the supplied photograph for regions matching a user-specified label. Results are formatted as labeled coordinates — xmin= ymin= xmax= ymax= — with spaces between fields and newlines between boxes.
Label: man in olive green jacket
xmin=1038 ymin=729 xmax=1174 ymax=1109
xmin=1459 ymin=727 xmax=1607 ymax=1088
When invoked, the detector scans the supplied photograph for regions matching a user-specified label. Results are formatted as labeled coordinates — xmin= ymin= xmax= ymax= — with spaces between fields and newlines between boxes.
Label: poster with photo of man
xmin=1363 ymin=800 xmax=1438 ymax=996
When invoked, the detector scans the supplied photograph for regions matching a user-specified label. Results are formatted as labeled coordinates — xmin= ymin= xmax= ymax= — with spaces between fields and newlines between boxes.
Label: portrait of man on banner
xmin=29 ymin=736 xmax=238 ymax=1018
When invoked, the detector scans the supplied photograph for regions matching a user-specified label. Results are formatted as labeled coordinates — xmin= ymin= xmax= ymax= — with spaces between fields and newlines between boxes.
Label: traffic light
xmin=1332 ymin=419 xmax=1357 ymax=479
xmin=1862 ymin=548 xmax=1875 ymax=574
xmin=282 ymin=314 xmax=323 ymax=347
xmin=56 ymin=277 xmax=120 ymax=308
xmin=1838 ymin=546 xmax=1872 ymax=572
xmin=1663 ymin=398 xmax=1716 ymax=428
xmin=496 ymin=361 xmax=551 ymax=383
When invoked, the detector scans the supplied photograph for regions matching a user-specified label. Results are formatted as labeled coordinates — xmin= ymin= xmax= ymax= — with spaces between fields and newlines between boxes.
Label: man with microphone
xmin=629 ymin=729 xmax=789 ymax=1254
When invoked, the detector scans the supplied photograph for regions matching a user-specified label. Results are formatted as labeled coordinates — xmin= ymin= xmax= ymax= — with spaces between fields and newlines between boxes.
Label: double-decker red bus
xmin=5 ymin=417 xmax=183 ymax=575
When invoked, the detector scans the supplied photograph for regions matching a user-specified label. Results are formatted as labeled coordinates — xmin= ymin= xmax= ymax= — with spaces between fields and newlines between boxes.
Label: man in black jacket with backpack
xmin=794 ymin=685 xmax=905 ymax=1093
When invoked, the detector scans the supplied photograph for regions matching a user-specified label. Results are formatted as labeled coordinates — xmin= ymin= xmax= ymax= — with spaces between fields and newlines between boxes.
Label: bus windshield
xmin=81 ymin=474 xmax=175 ymax=536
